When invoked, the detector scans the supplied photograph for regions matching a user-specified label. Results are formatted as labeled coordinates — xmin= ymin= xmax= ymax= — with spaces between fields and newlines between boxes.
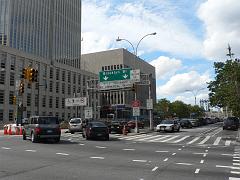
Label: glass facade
xmin=0 ymin=0 xmax=81 ymax=68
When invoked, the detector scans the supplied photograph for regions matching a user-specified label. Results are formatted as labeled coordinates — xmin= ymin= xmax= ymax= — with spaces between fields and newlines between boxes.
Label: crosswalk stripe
xmin=198 ymin=136 xmax=211 ymax=144
xmin=137 ymin=135 xmax=164 ymax=141
xmin=160 ymin=135 xmax=180 ymax=142
xmin=187 ymin=137 xmax=200 ymax=144
xmin=119 ymin=134 xmax=149 ymax=140
xmin=149 ymin=135 xmax=171 ymax=142
xmin=213 ymin=137 xmax=222 ymax=145
xmin=225 ymin=140 xmax=231 ymax=146
xmin=173 ymin=136 xmax=190 ymax=143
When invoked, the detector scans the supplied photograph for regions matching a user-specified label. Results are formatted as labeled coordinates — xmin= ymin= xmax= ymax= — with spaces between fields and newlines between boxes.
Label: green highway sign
xmin=99 ymin=69 xmax=131 ymax=82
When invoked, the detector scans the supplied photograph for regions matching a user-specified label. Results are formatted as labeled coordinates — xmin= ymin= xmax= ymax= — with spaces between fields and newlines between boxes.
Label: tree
xmin=208 ymin=59 xmax=240 ymax=117
xmin=154 ymin=98 xmax=171 ymax=119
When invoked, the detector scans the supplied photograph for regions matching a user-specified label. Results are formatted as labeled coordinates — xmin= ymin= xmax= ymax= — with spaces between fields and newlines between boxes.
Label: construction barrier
xmin=3 ymin=124 xmax=23 ymax=135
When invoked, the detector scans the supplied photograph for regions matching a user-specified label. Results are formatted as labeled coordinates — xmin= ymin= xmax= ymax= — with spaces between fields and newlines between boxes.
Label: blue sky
xmin=81 ymin=0 xmax=240 ymax=105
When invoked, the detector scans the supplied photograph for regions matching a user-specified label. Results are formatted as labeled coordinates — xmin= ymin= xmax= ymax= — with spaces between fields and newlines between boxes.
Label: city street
xmin=0 ymin=123 xmax=240 ymax=180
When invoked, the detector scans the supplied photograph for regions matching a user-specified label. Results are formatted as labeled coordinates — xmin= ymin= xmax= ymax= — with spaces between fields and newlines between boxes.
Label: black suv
xmin=223 ymin=117 xmax=239 ymax=130
xmin=23 ymin=116 xmax=61 ymax=143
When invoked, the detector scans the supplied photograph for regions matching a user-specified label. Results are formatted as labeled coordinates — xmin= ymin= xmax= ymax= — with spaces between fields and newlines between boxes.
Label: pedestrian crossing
xmin=60 ymin=132 xmax=236 ymax=146
xmin=110 ymin=134 xmax=236 ymax=146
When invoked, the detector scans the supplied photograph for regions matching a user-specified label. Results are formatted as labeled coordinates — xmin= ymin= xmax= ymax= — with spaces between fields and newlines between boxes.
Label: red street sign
xmin=132 ymin=100 xmax=141 ymax=107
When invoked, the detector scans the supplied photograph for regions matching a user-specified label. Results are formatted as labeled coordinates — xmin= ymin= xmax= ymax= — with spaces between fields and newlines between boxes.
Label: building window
xmin=0 ymin=109 xmax=3 ymax=121
xmin=68 ymin=85 xmax=71 ymax=95
xmin=27 ymin=93 xmax=31 ymax=106
xmin=62 ymin=98 xmax=65 ymax=109
xmin=49 ymin=81 xmax=53 ymax=92
xmin=27 ymin=111 xmax=31 ymax=118
xmin=1 ymin=53 xmax=6 ymax=69
xmin=9 ymin=91 xmax=14 ymax=104
xmin=50 ymin=67 xmax=53 ymax=79
xmin=62 ymin=83 xmax=65 ymax=94
xmin=0 ymin=90 xmax=4 ymax=104
xmin=10 ymin=56 xmax=16 ymax=71
xmin=9 ymin=110 xmax=14 ymax=121
xmin=73 ymin=73 xmax=76 ymax=84
xmin=68 ymin=71 xmax=71 ymax=82
xmin=35 ymin=94 xmax=39 ymax=107
xmin=56 ymin=69 xmax=60 ymax=80
xmin=56 ymin=97 xmax=59 ymax=108
xmin=49 ymin=96 xmax=53 ymax=108
xmin=78 ymin=74 xmax=81 ymax=84
xmin=62 ymin=71 xmax=65 ymax=81
xmin=10 ymin=72 xmax=15 ymax=86
xmin=83 ymin=76 xmax=86 ymax=86
xmin=0 ymin=71 xmax=5 ymax=84
xmin=62 ymin=113 xmax=65 ymax=120
xmin=56 ymin=82 xmax=59 ymax=93
xmin=42 ymin=95 xmax=46 ymax=107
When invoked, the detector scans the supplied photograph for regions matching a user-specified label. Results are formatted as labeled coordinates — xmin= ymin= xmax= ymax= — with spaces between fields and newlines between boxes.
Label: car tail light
xmin=35 ymin=127 xmax=41 ymax=134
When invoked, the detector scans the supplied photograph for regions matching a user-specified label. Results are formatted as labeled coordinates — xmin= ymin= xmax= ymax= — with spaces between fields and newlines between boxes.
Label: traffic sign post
xmin=132 ymin=107 xmax=140 ymax=117
xmin=146 ymin=99 xmax=153 ymax=110
xmin=65 ymin=97 xmax=87 ymax=107
xmin=84 ymin=107 xmax=93 ymax=119
xmin=99 ymin=69 xmax=131 ymax=82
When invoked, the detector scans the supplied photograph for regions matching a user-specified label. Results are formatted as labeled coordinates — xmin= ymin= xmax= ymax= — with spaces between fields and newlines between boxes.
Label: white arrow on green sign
xmin=99 ymin=69 xmax=131 ymax=82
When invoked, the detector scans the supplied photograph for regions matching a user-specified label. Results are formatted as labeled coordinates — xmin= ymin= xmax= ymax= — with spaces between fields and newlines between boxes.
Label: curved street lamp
xmin=116 ymin=32 xmax=157 ymax=132
xmin=185 ymin=88 xmax=205 ymax=105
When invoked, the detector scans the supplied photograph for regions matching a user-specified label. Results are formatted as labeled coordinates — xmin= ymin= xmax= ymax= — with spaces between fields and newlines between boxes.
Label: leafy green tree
xmin=208 ymin=60 xmax=240 ymax=117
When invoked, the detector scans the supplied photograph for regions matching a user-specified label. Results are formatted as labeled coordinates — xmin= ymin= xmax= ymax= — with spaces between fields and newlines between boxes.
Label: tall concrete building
xmin=0 ymin=0 xmax=82 ymax=68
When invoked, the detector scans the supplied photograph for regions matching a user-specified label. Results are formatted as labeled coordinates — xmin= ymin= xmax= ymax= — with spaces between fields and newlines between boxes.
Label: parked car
xmin=127 ymin=120 xmax=144 ymax=129
xmin=156 ymin=119 xmax=180 ymax=132
xmin=68 ymin=118 xmax=84 ymax=134
xmin=179 ymin=119 xmax=192 ymax=128
xmin=223 ymin=117 xmax=239 ymax=130
xmin=198 ymin=118 xmax=208 ymax=126
xmin=109 ymin=120 xmax=129 ymax=134
xmin=22 ymin=116 xmax=61 ymax=143
xmin=82 ymin=121 xmax=109 ymax=140
xmin=189 ymin=119 xmax=200 ymax=127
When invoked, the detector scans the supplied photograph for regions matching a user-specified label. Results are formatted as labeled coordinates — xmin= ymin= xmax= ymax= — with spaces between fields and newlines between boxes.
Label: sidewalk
xmin=0 ymin=129 xmax=4 ymax=136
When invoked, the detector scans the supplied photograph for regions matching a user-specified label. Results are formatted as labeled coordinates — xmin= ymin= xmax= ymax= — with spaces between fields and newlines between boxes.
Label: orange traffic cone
xmin=4 ymin=126 xmax=8 ymax=135
xmin=15 ymin=127 xmax=19 ymax=135
xmin=122 ymin=125 xmax=128 ymax=135
xmin=19 ymin=127 xmax=23 ymax=135
xmin=8 ymin=125 xmax=12 ymax=135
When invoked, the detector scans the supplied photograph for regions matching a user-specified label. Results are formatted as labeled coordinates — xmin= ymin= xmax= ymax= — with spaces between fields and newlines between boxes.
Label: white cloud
xmin=157 ymin=71 xmax=211 ymax=97
xmin=150 ymin=56 xmax=182 ymax=80
xmin=82 ymin=1 xmax=203 ymax=57
xmin=198 ymin=0 xmax=240 ymax=60
xmin=175 ymin=92 xmax=209 ymax=105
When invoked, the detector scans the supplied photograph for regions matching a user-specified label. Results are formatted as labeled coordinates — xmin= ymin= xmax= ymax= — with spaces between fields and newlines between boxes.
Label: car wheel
xmin=31 ymin=132 xmax=37 ymax=143
xmin=223 ymin=127 xmax=225 ymax=130
xmin=23 ymin=131 xmax=26 ymax=140
xmin=177 ymin=127 xmax=180 ymax=132
xmin=86 ymin=135 xmax=90 ymax=140
xmin=105 ymin=135 xmax=109 ymax=141
xmin=70 ymin=131 xmax=74 ymax=134
xmin=172 ymin=127 xmax=174 ymax=132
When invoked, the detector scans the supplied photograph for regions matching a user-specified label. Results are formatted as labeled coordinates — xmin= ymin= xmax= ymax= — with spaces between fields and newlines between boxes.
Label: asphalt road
xmin=0 ymin=123 xmax=240 ymax=180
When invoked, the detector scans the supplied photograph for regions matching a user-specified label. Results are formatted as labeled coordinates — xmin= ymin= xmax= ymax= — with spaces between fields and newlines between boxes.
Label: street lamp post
xmin=185 ymin=88 xmax=205 ymax=105
xmin=116 ymin=32 xmax=156 ymax=132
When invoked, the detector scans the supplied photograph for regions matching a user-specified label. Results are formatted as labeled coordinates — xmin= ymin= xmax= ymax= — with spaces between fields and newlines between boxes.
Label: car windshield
xmin=70 ymin=119 xmax=81 ymax=123
xmin=91 ymin=122 xmax=107 ymax=127
xmin=161 ymin=120 xmax=174 ymax=124
xmin=38 ymin=117 xmax=59 ymax=124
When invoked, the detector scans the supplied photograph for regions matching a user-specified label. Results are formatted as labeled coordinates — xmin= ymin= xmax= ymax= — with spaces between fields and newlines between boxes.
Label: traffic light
xmin=28 ymin=68 xmax=38 ymax=82
xmin=33 ymin=69 xmax=38 ymax=82
xmin=19 ymin=81 xmax=24 ymax=95
xmin=22 ymin=68 xmax=28 ymax=79
xmin=12 ymin=96 xmax=16 ymax=105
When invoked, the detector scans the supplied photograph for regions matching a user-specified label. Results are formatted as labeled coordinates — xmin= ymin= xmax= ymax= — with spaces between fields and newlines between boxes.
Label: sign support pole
xmin=134 ymin=88 xmax=139 ymax=133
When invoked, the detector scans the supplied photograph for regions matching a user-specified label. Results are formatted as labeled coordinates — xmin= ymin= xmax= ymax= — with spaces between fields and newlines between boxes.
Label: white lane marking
xmin=25 ymin=150 xmax=36 ymax=152
xmin=203 ymin=154 xmax=207 ymax=157
xmin=155 ymin=150 xmax=169 ymax=153
xmin=195 ymin=169 xmax=200 ymax=174
xmin=234 ymin=154 xmax=240 ymax=157
xmin=137 ymin=135 xmax=163 ymax=141
xmin=233 ymin=159 xmax=240 ymax=162
xmin=213 ymin=137 xmax=222 ymax=145
xmin=233 ymin=156 xmax=240 ymax=159
xmin=172 ymin=153 xmax=176 ymax=156
xmin=68 ymin=138 xmax=72 ymax=141
xmin=208 ymin=147 xmax=211 ymax=149
xmin=176 ymin=163 xmax=193 ymax=166
xmin=216 ymin=165 xmax=240 ymax=170
xmin=233 ymin=163 xmax=240 ymax=166
xmin=230 ymin=171 xmax=240 ymax=175
xmin=225 ymin=140 xmax=231 ymax=146
xmin=229 ymin=177 xmax=240 ymax=180
xmin=173 ymin=136 xmax=190 ymax=143
xmin=178 ymin=149 xmax=182 ymax=151
xmin=149 ymin=135 xmax=171 ymax=142
xmin=160 ymin=135 xmax=179 ymax=142
xmin=152 ymin=166 xmax=159 ymax=171
xmin=182 ymin=146 xmax=185 ymax=148
xmin=205 ymin=150 xmax=209 ymax=152
xmin=187 ymin=137 xmax=200 ymax=144
xmin=163 ymin=158 xmax=168 ymax=162
xmin=56 ymin=153 xmax=69 ymax=156
xmin=123 ymin=149 xmax=135 ymax=151
xmin=120 ymin=134 xmax=148 ymax=140
xmin=1 ymin=147 xmax=11 ymax=150
xmin=211 ymin=128 xmax=222 ymax=136
xmin=90 ymin=157 xmax=104 ymax=159
xmin=200 ymin=160 xmax=204 ymax=164
xmin=198 ymin=136 xmax=211 ymax=144
xmin=132 ymin=160 xmax=147 ymax=163
xmin=221 ymin=154 xmax=233 ymax=156
xmin=79 ymin=143 xmax=85 ymax=146
xmin=96 ymin=146 xmax=106 ymax=149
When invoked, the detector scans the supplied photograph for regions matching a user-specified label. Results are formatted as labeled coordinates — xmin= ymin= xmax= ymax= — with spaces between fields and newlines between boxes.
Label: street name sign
xmin=84 ymin=107 xmax=93 ymax=119
xmin=99 ymin=69 xmax=131 ymax=82
xmin=65 ymin=97 xmax=87 ymax=107
xmin=132 ymin=107 xmax=140 ymax=116
xmin=146 ymin=99 xmax=153 ymax=110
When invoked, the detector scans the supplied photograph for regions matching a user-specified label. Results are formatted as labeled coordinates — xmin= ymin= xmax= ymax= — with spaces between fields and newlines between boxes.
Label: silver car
xmin=68 ymin=118 xmax=84 ymax=134
xmin=156 ymin=120 xmax=180 ymax=132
